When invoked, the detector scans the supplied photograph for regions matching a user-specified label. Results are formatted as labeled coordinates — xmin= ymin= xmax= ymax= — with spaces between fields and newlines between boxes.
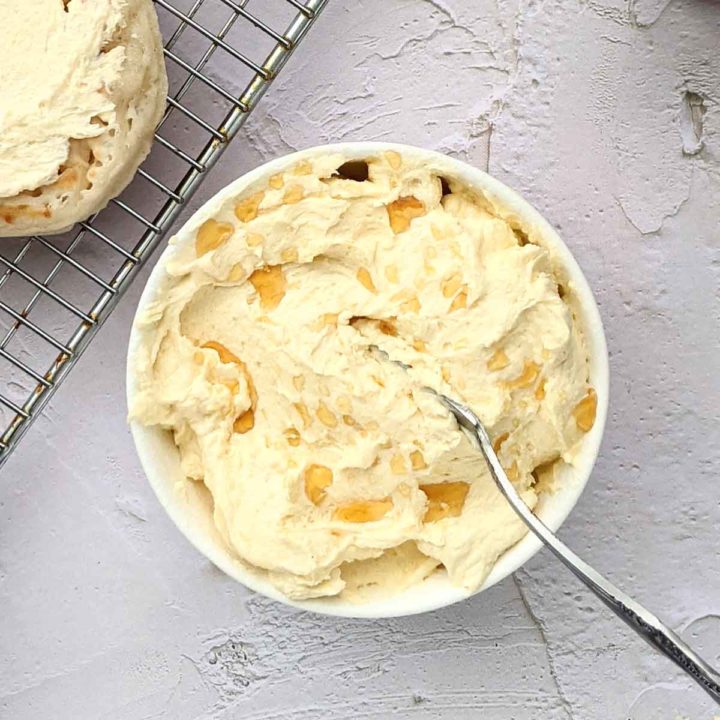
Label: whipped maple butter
xmin=130 ymin=150 xmax=597 ymax=601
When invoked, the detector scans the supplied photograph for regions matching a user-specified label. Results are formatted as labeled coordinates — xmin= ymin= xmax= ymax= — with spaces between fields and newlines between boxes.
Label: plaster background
xmin=1 ymin=0 xmax=719 ymax=717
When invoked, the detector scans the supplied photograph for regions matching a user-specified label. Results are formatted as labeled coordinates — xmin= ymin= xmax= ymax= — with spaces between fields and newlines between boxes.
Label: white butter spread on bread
xmin=0 ymin=0 xmax=167 ymax=236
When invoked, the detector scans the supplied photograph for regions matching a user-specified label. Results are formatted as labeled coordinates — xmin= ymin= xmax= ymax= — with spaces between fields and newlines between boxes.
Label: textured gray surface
xmin=1 ymin=0 xmax=719 ymax=717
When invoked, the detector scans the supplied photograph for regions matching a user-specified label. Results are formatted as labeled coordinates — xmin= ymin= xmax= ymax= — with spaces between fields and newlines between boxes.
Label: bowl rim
xmin=126 ymin=141 xmax=609 ymax=618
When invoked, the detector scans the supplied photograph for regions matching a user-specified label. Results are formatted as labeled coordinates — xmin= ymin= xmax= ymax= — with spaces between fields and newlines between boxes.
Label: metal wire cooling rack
xmin=0 ymin=0 xmax=328 ymax=466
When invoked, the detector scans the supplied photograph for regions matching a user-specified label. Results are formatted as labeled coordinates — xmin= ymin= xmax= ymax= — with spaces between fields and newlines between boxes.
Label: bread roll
xmin=0 ymin=0 xmax=168 ymax=237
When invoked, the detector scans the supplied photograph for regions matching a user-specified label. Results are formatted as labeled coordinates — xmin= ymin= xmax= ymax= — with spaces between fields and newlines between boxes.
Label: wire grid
xmin=0 ymin=0 xmax=328 ymax=466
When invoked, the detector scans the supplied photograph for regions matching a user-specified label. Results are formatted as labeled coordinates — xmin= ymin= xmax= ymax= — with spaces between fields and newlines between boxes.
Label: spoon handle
xmin=442 ymin=395 xmax=720 ymax=705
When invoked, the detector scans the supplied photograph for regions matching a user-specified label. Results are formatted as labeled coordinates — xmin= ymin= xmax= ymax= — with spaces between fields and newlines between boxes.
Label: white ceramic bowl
xmin=126 ymin=142 xmax=609 ymax=618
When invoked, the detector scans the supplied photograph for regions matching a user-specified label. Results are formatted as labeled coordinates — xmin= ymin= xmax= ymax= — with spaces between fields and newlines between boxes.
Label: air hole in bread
xmin=557 ymin=283 xmax=566 ymax=299
xmin=326 ymin=160 xmax=370 ymax=182
xmin=100 ymin=33 xmax=124 ymax=55
xmin=62 ymin=0 xmax=71 ymax=11
xmin=127 ymin=117 xmax=134 ymax=131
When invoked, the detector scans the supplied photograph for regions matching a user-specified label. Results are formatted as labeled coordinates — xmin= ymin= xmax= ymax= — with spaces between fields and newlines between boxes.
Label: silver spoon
xmin=440 ymin=394 xmax=720 ymax=704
